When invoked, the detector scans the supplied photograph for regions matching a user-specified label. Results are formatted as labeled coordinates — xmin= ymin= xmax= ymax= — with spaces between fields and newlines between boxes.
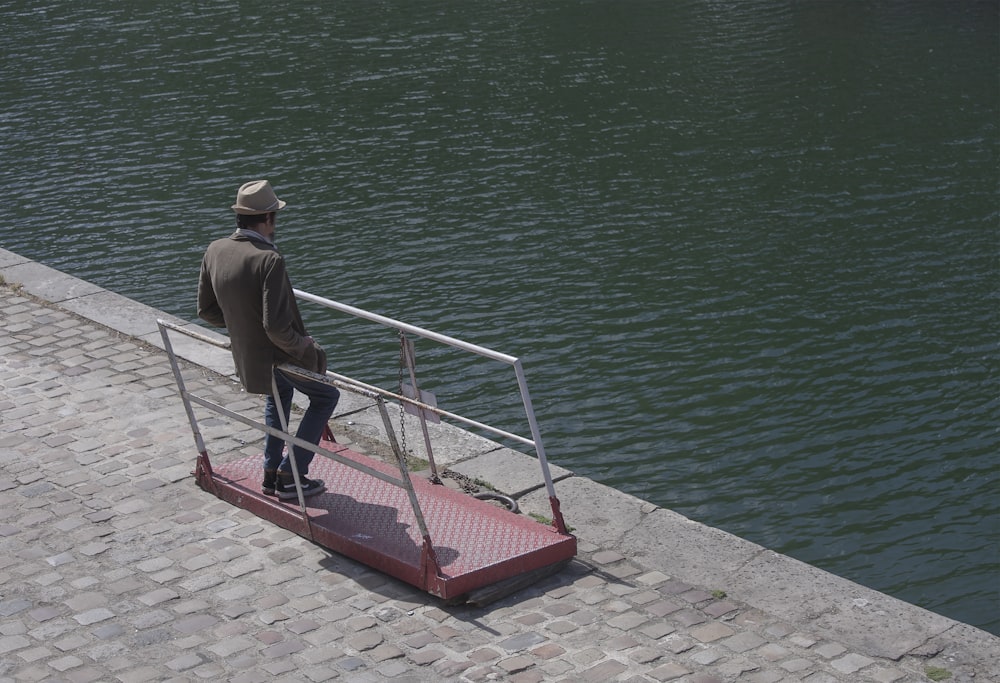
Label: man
xmin=198 ymin=179 xmax=339 ymax=499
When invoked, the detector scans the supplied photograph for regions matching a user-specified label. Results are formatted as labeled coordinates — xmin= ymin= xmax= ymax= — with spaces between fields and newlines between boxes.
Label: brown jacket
xmin=197 ymin=231 xmax=325 ymax=394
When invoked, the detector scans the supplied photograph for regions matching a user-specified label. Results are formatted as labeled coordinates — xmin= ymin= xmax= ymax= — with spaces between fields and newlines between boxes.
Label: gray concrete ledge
xmin=2 ymin=246 xmax=997 ymax=682
xmin=1 ymin=250 xmax=237 ymax=379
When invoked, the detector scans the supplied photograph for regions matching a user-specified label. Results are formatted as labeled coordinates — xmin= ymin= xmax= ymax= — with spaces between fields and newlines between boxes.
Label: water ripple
xmin=2 ymin=0 xmax=997 ymax=634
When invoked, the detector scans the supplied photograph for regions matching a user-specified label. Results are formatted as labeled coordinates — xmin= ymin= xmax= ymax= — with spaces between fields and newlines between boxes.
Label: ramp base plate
xmin=202 ymin=442 xmax=576 ymax=600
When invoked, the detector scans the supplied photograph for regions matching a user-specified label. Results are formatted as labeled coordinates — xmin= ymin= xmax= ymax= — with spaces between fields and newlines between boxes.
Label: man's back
xmin=198 ymin=179 xmax=336 ymax=499
xmin=198 ymin=231 xmax=309 ymax=394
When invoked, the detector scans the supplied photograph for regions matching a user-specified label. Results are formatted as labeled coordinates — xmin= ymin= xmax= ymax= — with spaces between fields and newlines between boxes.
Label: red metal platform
xmin=198 ymin=440 xmax=577 ymax=600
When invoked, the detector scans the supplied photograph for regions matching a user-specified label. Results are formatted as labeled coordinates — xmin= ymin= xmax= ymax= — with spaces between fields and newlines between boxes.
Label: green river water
xmin=1 ymin=1 xmax=997 ymax=633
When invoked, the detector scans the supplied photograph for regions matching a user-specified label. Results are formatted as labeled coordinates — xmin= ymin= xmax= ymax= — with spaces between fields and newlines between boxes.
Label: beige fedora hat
xmin=231 ymin=179 xmax=287 ymax=215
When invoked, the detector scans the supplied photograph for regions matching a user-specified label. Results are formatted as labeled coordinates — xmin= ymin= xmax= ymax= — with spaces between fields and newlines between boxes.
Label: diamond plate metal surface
xmin=207 ymin=440 xmax=576 ymax=598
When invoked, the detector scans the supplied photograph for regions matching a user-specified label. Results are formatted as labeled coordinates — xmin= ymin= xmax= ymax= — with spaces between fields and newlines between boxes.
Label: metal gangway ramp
xmin=157 ymin=290 xmax=576 ymax=602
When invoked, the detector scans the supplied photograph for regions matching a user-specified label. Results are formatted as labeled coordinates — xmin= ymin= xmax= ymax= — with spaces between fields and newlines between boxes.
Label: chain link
xmin=397 ymin=331 xmax=408 ymax=457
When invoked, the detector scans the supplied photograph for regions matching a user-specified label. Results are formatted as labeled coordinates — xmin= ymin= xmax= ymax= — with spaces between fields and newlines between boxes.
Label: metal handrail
xmin=156 ymin=319 xmax=439 ymax=554
xmin=292 ymin=289 xmax=562 ymax=512
xmin=159 ymin=288 xmax=569 ymax=535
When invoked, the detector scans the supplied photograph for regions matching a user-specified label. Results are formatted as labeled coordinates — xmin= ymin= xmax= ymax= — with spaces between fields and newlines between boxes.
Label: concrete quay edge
xmin=1 ymin=246 xmax=997 ymax=683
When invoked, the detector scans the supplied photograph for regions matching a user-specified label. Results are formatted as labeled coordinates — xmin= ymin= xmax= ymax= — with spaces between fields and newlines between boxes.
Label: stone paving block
xmin=703 ymin=600 xmax=739 ymax=618
xmin=716 ymin=654 xmax=761 ymax=678
xmin=77 ymin=541 xmax=109 ymax=557
xmin=626 ymin=645 xmax=663 ymax=665
xmin=608 ymin=612 xmax=650 ymax=632
xmin=510 ymin=669 xmax=548 ymax=683
xmin=11 ymin=664 xmax=48 ymax=682
xmin=63 ymin=593 xmax=106 ymax=611
xmin=172 ymin=614 xmax=219 ymax=634
xmin=757 ymin=643 xmax=790 ymax=661
xmin=261 ymin=638 xmax=306 ymax=658
xmin=166 ymin=652 xmax=210 ymax=671
xmin=800 ymin=674 xmax=838 ymax=683
xmin=646 ymin=599 xmax=684 ymax=618
xmin=546 ymin=620 xmax=578 ymax=635
xmin=831 ymin=651 xmax=876 ymax=673
xmin=297 ymin=644 xmax=346 ymax=664
xmin=402 ymin=631 xmax=438 ymax=649
xmin=72 ymin=608 xmax=114 ymax=625
xmin=814 ymin=640 xmax=848 ymax=658
xmin=260 ymin=564 xmax=307 ymax=587
xmin=369 ymin=643 xmax=405 ymax=662
xmin=97 ymin=572 xmax=137 ymax=594
xmin=690 ymin=647 xmax=724 ymax=665
xmin=579 ymin=658 xmax=628 ymax=682
xmin=744 ymin=671 xmax=784 ymax=683
xmin=787 ymin=633 xmax=817 ymax=648
xmin=467 ymin=646 xmax=502 ymax=663
xmin=672 ymin=609 xmax=707 ymax=628
xmin=149 ymin=567 xmax=184 ymax=583
xmin=606 ymin=563 xmax=642 ymax=579
xmin=780 ymin=656 xmax=814 ymax=673
xmin=514 ymin=611 xmax=545 ymax=626
xmin=50 ymin=654 xmax=85 ymax=671
xmin=658 ymin=579 xmax=693 ymax=595
xmin=224 ymin=559 xmax=263 ymax=578
xmin=230 ymin=669 xmax=269 ymax=683
xmin=408 ymin=647 xmax=446 ymax=665
xmin=349 ymin=631 xmax=384 ymax=651
xmin=301 ymin=664 xmax=339 ymax=682
xmin=28 ymin=605 xmax=61 ymax=622
xmin=680 ymin=589 xmax=715 ymax=604
xmin=636 ymin=570 xmax=671 ymax=586
xmin=573 ymin=574 xmax=605 ymax=589
xmin=287 ymin=618 xmax=322 ymax=635
xmin=177 ymin=574 xmax=225 ymax=593
xmin=569 ymin=609 xmax=600 ymax=626
xmin=432 ymin=625 xmax=464 ymax=643
xmin=497 ymin=654 xmax=534 ymax=673
xmin=499 ymin=631 xmax=547 ymax=652
xmin=663 ymin=635 xmax=696 ymax=655
xmin=579 ymin=589 xmax=611 ymax=607
xmin=866 ymin=665 xmax=908 ymax=682
xmin=591 ymin=550 xmax=624 ymax=565
xmin=433 ymin=658 xmax=475 ymax=678
xmin=691 ymin=621 xmax=736 ymax=643
xmin=18 ymin=645 xmax=53 ymax=662
xmin=172 ymin=598 xmax=211 ymax=615
xmin=648 ymin=660 xmax=691 ymax=681
xmin=604 ymin=598 xmax=634 ymax=613
xmin=346 ymin=615 xmax=378 ymax=632
xmin=568 ymin=647 xmax=607 ymax=666
xmin=0 ymin=634 xmax=31 ymax=654
xmin=88 ymin=624 xmax=123 ymax=646
xmin=543 ymin=602 xmax=578 ymax=617
xmin=604 ymin=633 xmax=640 ymax=651
xmin=722 ymin=630 xmax=767 ymax=653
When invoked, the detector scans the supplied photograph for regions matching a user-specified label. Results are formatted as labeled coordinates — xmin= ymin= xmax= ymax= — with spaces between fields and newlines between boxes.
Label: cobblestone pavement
xmin=0 ymin=287 xmax=994 ymax=682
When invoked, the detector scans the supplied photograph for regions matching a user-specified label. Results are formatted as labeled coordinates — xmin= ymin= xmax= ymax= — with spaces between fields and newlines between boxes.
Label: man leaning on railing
xmin=197 ymin=179 xmax=338 ymax=500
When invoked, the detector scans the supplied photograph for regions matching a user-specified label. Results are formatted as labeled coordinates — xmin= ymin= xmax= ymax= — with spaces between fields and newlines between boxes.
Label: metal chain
xmin=397 ymin=331 xmax=408 ymax=457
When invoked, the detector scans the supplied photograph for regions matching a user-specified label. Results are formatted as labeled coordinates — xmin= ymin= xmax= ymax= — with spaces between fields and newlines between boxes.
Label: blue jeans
xmin=263 ymin=368 xmax=340 ymax=475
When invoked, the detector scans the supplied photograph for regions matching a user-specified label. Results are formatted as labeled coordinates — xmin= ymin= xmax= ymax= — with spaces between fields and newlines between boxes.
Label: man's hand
xmin=299 ymin=336 xmax=327 ymax=375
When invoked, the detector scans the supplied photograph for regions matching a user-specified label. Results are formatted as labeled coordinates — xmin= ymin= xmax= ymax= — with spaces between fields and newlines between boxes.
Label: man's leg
xmin=285 ymin=374 xmax=340 ymax=475
xmin=262 ymin=371 xmax=294 ymax=493
xmin=271 ymin=369 xmax=338 ymax=499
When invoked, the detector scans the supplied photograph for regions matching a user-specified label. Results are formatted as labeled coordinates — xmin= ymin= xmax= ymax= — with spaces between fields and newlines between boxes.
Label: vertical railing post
xmin=513 ymin=360 xmax=569 ymax=534
xmin=270 ymin=372 xmax=313 ymax=535
xmin=400 ymin=333 xmax=441 ymax=484
xmin=158 ymin=321 xmax=215 ymax=491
